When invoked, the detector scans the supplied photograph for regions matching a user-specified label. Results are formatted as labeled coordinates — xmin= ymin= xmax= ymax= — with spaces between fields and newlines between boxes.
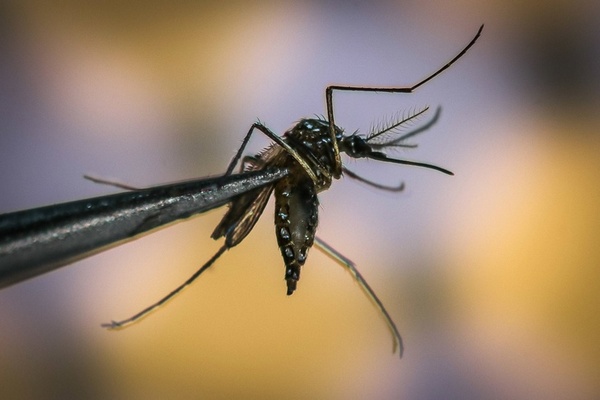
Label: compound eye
xmin=341 ymin=135 xmax=370 ymax=158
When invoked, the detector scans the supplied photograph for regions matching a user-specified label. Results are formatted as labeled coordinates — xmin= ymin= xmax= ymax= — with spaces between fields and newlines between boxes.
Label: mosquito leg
xmin=342 ymin=167 xmax=405 ymax=192
xmin=98 ymin=141 xmax=266 ymax=329
xmin=83 ymin=174 xmax=142 ymax=190
xmin=326 ymin=25 xmax=483 ymax=97
xmin=226 ymin=122 xmax=324 ymax=185
xmin=224 ymin=123 xmax=273 ymax=176
xmin=252 ymin=122 xmax=325 ymax=184
xmin=224 ymin=124 xmax=286 ymax=174
xmin=314 ymin=236 xmax=404 ymax=357
xmin=102 ymin=244 xmax=228 ymax=330
xmin=324 ymin=25 xmax=483 ymax=176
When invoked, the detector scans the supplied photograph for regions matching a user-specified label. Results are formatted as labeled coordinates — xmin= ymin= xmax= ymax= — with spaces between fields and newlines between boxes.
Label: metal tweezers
xmin=0 ymin=168 xmax=288 ymax=289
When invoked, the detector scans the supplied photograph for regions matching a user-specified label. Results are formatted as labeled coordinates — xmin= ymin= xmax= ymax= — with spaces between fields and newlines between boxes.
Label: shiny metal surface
xmin=0 ymin=168 xmax=288 ymax=289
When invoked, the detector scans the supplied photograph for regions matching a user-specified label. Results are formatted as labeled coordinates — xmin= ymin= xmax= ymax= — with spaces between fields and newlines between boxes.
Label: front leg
xmin=225 ymin=123 xmax=278 ymax=176
xmin=226 ymin=122 xmax=322 ymax=185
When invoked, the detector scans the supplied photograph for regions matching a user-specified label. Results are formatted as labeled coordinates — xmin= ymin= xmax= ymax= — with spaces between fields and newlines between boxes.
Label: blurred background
xmin=1 ymin=1 xmax=599 ymax=399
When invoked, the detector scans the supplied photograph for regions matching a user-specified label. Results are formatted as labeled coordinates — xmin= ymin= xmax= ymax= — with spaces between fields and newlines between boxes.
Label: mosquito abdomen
xmin=274 ymin=175 xmax=319 ymax=295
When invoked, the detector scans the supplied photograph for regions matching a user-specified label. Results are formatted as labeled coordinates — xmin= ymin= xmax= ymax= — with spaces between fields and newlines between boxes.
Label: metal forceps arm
xmin=0 ymin=168 xmax=288 ymax=289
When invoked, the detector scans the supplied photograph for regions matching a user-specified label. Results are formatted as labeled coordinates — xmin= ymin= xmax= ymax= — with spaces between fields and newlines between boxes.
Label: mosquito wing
xmin=211 ymin=184 xmax=274 ymax=247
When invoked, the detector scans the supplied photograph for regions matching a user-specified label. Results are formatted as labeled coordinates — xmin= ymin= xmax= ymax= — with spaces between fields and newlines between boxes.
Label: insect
xmin=103 ymin=25 xmax=483 ymax=357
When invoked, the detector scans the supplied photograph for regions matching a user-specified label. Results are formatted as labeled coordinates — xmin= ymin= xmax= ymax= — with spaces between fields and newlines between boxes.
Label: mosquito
xmin=102 ymin=25 xmax=484 ymax=357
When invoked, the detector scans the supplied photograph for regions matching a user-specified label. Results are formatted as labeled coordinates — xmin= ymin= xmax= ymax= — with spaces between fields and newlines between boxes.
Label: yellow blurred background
xmin=1 ymin=1 xmax=599 ymax=399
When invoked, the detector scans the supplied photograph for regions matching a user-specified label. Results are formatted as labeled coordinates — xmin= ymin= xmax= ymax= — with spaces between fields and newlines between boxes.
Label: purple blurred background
xmin=1 ymin=1 xmax=599 ymax=399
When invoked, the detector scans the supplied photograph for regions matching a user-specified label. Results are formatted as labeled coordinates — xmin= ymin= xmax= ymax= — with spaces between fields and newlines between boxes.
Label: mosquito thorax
xmin=283 ymin=118 xmax=344 ymax=189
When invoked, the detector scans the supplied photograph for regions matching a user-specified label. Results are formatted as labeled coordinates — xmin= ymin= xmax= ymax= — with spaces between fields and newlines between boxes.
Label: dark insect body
xmin=103 ymin=25 xmax=483 ymax=357
xmin=213 ymin=118 xmax=341 ymax=296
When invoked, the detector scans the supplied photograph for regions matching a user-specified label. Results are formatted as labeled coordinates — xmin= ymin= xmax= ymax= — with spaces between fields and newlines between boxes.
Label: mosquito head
xmin=338 ymin=106 xmax=453 ymax=175
xmin=338 ymin=133 xmax=375 ymax=158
